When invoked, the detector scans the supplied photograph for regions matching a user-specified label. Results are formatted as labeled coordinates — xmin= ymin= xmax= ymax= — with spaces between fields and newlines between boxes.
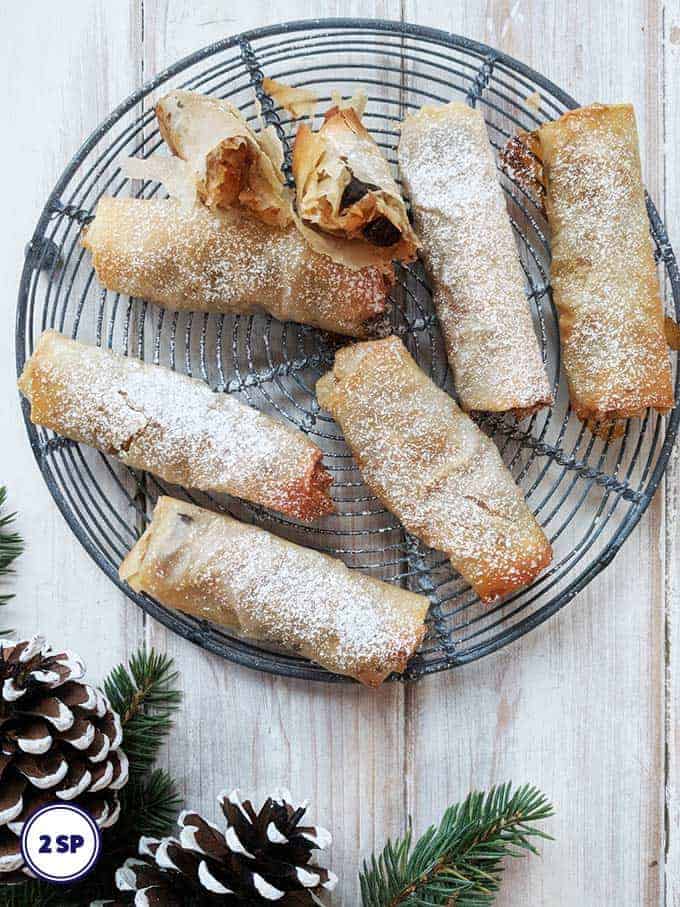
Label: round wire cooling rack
xmin=15 ymin=19 xmax=680 ymax=683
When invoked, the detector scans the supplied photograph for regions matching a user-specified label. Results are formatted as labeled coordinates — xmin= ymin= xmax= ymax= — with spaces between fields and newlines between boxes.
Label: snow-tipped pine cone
xmin=0 ymin=636 xmax=129 ymax=880
xmin=115 ymin=788 xmax=337 ymax=905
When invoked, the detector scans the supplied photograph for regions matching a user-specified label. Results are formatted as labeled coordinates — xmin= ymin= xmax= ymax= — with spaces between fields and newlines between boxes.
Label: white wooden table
xmin=2 ymin=2 xmax=680 ymax=903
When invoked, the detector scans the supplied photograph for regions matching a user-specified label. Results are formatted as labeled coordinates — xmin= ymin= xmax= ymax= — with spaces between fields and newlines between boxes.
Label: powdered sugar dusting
xmin=20 ymin=332 xmax=333 ymax=520
xmin=398 ymin=103 xmax=552 ymax=414
xmin=126 ymin=498 xmax=428 ymax=685
xmin=223 ymin=527 xmax=425 ymax=680
xmin=316 ymin=337 xmax=551 ymax=601
xmin=83 ymin=197 xmax=388 ymax=338
xmin=539 ymin=103 xmax=673 ymax=424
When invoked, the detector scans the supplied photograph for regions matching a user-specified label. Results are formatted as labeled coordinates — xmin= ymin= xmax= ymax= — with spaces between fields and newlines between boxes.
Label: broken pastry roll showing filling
xmin=82 ymin=197 xmax=391 ymax=338
xmin=18 ymin=331 xmax=334 ymax=521
xmin=398 ymin=102 xmax=553 ymax=416
xmin=293 ymin=105 xmax=419 ymax=265
xmin=155 ymin=89 xmax=291 ymax=227
xmin=120 ymin=497 xmax=429 ymax=686
xmin=536 ymin=103 xmax=673 ymax=427
xmin=316 ymin=337 xmax=552 ymax=601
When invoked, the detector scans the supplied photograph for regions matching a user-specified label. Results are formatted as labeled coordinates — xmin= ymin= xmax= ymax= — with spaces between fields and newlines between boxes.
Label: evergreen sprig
xmin=0 ymin=648 xmax=182 ymax=906
xmin=104 ymin=647 xmax=181 ymax=776
xmin=0 ymin=487 xmax=23 ymax=607
xmin=360 ymin=783 xmax=554 ymax=907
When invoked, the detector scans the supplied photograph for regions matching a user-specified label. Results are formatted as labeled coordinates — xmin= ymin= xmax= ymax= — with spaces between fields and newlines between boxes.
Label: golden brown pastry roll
xmin=316 ymin=337 xmax=552 ymax=601
xmin=18 ymin=331 xmax=333 ymax=521
xmin=120 ymin=497 xmax=429 ymax=686
xmin=293 ymin=106 xmax=419 ymax=264
xmin=82 ymin=197 xmax=390 ymax=338
xmin=155 ymin=90 xmax=290 ymax=227
xmin=537 ymin=103 xmax=673 ymax=426
xmin=398 ymin=102 xmax=553 ymax=416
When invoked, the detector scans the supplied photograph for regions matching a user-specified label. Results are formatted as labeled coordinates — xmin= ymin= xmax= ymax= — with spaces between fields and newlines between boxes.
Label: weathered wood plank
xmin=140 ymin=4 xmax=405 ymax=904
xmin=1 ymin=1 xmax=144 ymax=675
xmin=401 ymin=2 xmax=666 ymax=904
xmin=663 ymin=2 xmax=680 ymax=904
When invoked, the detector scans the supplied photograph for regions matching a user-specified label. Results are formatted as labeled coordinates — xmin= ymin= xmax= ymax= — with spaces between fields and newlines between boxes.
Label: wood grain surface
xmin=2 ymin=2 xmax=679 ymax=904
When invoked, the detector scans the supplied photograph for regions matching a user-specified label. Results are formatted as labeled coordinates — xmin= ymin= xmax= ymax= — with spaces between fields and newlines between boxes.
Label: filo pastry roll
xmin=536 ymin=103 xmax=673 ymax=426
xmin=155 ymin=89 xmax=291 ymax=227
xmin=120 ymin=497 xmax=429 ymax=686
xmin=293 ymin=105 xmax=419 ymax=265
xmin=18 ymin=331 xmax=334 ymax=521
xmin=82 ymin=197 xmax=391 ymax=338
xmin=398 ymin=102 xmax=553 ymax=416
xmin=316 ymin=337 xmax=552 ymax=601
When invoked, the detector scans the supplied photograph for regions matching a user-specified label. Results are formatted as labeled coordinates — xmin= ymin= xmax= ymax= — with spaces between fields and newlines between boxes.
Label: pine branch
xmin=0 ymin=486 xmax=23 ymax=607
xmin=0 ymin=883 xmax=59 ymax=907
xmin=117 ymin=768 xmax=182 ymax=841
xmin=103 ymin=647 xmax=181 ymax=775
xmin=360 ymin=783 xmax=554 ymax=907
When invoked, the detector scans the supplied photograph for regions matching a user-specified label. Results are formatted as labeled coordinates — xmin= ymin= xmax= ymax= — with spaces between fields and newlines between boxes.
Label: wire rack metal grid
xmin=15 ymin=19 xmax=680 ymax=683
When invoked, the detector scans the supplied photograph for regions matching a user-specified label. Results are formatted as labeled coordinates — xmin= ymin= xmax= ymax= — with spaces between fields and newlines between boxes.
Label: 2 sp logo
xmin=21 ymin=803 xmax=101 ymax=883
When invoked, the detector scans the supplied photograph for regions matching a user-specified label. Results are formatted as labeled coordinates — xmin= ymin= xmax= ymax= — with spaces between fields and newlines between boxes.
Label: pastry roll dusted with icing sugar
xmin=155 ymin=89 xmax=291 ymax=227
xmin=120 ymin=497 xmax=429 ymax=686
xmin=537 ymin=103 xmax=673 ymax=427
xmin=82 ymin=197 xmax=390 ymax=338
xmin=293 ymin=105 xmax=420 ymax=265
xmin=316 ymin=337 xmax=552 ymax=601
xmin=18 ymin=331 xmax=334 ymax=521
xmin=398 ymin=102 xmax=553 ymax=416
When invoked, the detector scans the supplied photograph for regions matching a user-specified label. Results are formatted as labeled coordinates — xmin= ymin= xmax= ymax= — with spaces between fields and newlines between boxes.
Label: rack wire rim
xmin=15 ymin=17 xmax=680 ymax=684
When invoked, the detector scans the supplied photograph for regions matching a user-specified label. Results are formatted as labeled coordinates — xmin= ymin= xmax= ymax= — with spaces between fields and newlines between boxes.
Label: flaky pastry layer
xmin=398 ymin=102 xmax=553 ymax=416
xmin=82 ymin=197 xmax=391 ymax=338
xmin=538 ymin=103 xmax=673 ymax=426
xmin=19 ymin=331 xmax=334 ymax=521
xmin=317 ymin=337 xmax=552 ymax=601
xmin=121 ymin=497 xmax=429 ymax=686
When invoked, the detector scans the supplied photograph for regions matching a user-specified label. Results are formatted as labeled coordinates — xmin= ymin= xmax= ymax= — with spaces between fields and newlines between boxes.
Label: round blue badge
xmin=21 ymin=803 xmax=101 ymax=883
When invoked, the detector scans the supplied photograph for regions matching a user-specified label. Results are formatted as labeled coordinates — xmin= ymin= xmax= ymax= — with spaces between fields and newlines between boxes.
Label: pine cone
xmin=0 ymin=636 xmax=129 ymax=880
xmin=115 ymin=788 xmax=337 ymax=905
